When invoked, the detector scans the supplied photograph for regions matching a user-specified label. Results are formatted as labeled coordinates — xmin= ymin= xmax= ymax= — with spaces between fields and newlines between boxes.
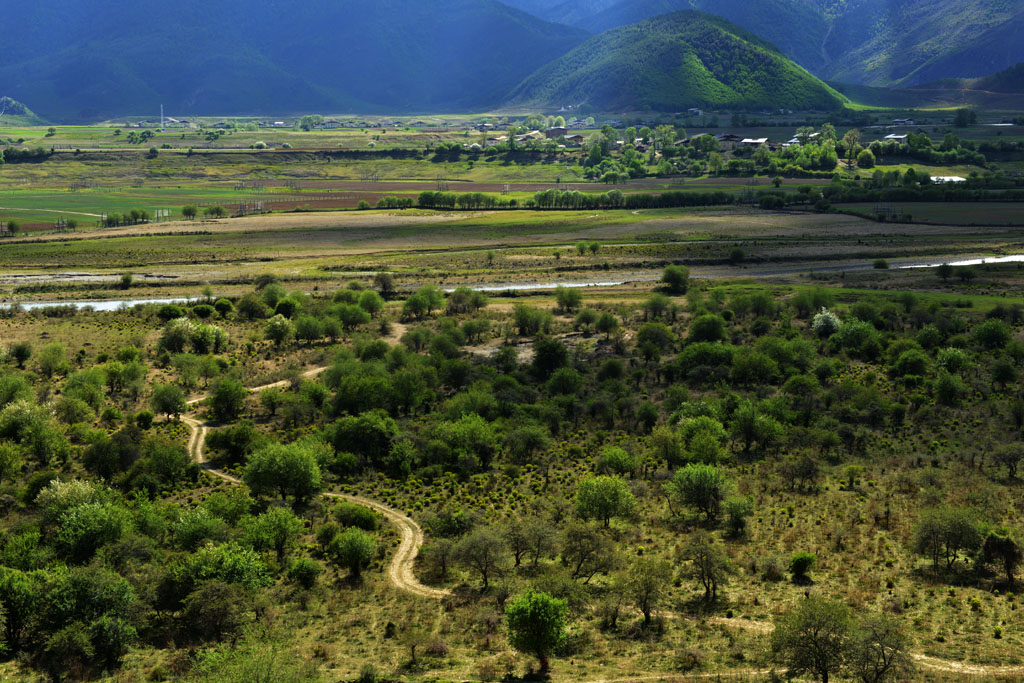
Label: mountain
xmin=0 ymin=97 xmax=46 ymax=125
xmin=507 ymin=11 xmax=846 ymax=111
xmin=970 ymin=62 xmax=1024 ymax=93
xmin=579 ymin=0 xmax=828 ymax=76
xmin=517 ymin=0 xmax=1024 ymax=88
xmin=0 ymin=0 xmax=588 ymax=121
xmin=501 ymin=0 xmax=620 ymax=25
xmin=821 ymin=0 xmax=1024 ymax=86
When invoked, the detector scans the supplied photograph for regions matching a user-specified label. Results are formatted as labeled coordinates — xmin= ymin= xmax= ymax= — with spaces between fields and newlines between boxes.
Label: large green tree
xmin=575 ymin=475 xmax=636 ymax=528
xmin=771 ymin=595 xmax=853 ymax=683
xmin=505 ymin=590 xmax=568 ymax=674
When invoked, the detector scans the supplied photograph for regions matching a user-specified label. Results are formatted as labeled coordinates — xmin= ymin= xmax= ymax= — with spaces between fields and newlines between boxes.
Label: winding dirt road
xmin=181 ymin=364 xmax=1020 ymax=676
xmin=183 ymin=354 xmax=448 ymax=600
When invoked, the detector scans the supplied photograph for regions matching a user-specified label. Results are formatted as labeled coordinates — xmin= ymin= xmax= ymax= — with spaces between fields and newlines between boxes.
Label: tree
xmin=264 ymin=314 xmax=295 ymax=347
xmin=688 ymin=314 xmax=726 ymax=342
xmin=455 ymin=527 xmax=507 ymax=589
xmin=595 ymin=312 xmax=619 ymax=338
xmin=936 ymin=263 xmax=954 ymax=282
xmin=983 ymin=528 xmax=1021 ymax=587
xmin=653 ymin=124 xmax=678 ymax=151
xmin=849 ymin=614 xmax=914 ymax=683
xmin=771 ymin=595 xmax=853 ymax=683
xmin=913 ymin=507 xmax=982 ymax=570
xmin=709 ymin=152 xmax=723 ymax=175
xmin=522 ymin=516 xmax=557 ymax=568
xmin=842 ymin=129 xmax=861 ymax=168
xmin=661 ymin=265 xmax=689 ymax=294
xmin=299 ymin=114 xmax=324 ymax=131
xmin=9 ymin=342 xmax=31 ymax=369
xmin=625 ymin=558 xmax=671 ymax=626
xmin=358 ymin=290 xmax=385 ymax=317
xmin=294 ymin=315 xmax=323 ymax=345
xmin=575 ymin=475 xmax=636 ymax=528
xmin=329 ymin=528 xmax=375 ymax=579
xmin=993 ymin=445 xmax=1023 ymax=479
xmin=244 ymin=442 xmax=323 ymax=503
xmin=505 ymin=590 xmax=568 ymax=674
xmin=554 ymin=286 xmax=582 ymax=313
xmin=974 ymin=319 xmax=1011 ymax=349
xmin=243 ymin=506 xmax=304 ymax=562
xmin=182 ymin=205 xmax=197 ymax=220
xmin=953 ymin=108 xmax=977 ymax=128
xmin=36 ymin=343 xmax=68 ymax=378
xmin=209 ymin=377 xmax=247 ymax=422
xmin=664 ymin=464 xmax=728 ymax=522
xmin=374 ymin=271 xmax=396 ymax=299
xmin=151 ymin=383 xmax=186 ymax=420
xmin=560 ymin=521 xmax=618 ymax=583
xmin=414 ymin=285 xmax=444 ymax=315
xmin=682 ymin=531 xmax=732 ymax=601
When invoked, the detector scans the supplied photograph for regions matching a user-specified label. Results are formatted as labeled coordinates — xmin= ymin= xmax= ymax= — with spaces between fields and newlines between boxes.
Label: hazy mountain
xmin=507 ymin=11 xmax=846 ymax=111
xmin=0 ymin=0 xmax=588 ymax=120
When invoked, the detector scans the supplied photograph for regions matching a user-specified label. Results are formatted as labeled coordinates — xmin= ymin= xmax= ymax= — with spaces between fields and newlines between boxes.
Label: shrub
xmin=597 ymin=446 xmax=637 ymax=475
xmin=789 ymin=551 xmax=816 ymax=583
xmin=288 ymin=557 xmax=323 ymax=589
xmin=334 ymin=501 xmax=379 ymax=531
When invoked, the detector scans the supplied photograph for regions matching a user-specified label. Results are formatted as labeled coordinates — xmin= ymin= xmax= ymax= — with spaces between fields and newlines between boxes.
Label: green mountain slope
xmin=0 ymin=0 xmax=588 ymax=120
xmin=579 ymin=0 xmax=828 ymax=75
xmin=971 ymin=62 xmax=1024 ymax=93
xmin=0 ymin=97 xmax=46 ymax=125
xmin=506 ymin=11 xmax=846 ymax=111
xmin=521 ymin=0 xmax=1024 ymax=87
xmin=822 ymin=0 xmax=1024 ymax=86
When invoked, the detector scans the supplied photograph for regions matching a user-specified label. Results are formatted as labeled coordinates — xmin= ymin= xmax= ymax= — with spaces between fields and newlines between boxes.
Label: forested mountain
xmin=972 ymin=62 xmax=1024 ymax=94
xmin=821 ymin=0 xmax=1024 ymax=86
xmin=0 ymin=0 xmax=587 ymax=120
xmin=509 ymin=0 xmax=1024 ymax=87
xmin=507 ymin=11 xmax=846 ymax=111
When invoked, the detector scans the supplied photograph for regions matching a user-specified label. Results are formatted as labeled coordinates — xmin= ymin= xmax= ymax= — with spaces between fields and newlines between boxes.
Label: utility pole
xmin=161 ymin=104 xmax=165 ymax=132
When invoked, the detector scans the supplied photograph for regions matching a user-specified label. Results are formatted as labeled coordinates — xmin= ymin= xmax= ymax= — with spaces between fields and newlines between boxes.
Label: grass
xmin=835 ymin=202 xmax=1024 ymax=226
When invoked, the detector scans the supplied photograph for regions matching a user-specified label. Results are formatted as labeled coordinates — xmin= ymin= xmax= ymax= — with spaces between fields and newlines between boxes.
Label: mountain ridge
xmin=0 ymin=0 xmax=589 ymax=121
xmin=507 ymin=11 xmax=846 ymax=112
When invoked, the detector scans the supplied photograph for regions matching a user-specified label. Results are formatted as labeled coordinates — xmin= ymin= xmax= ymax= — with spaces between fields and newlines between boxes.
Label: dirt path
xmin=182 ymin=356 xmax=446 ymax=599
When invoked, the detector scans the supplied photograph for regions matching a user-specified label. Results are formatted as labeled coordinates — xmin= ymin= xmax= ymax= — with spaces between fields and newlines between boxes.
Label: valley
xmin=2 ymin=2 xmax=1024 ymax=682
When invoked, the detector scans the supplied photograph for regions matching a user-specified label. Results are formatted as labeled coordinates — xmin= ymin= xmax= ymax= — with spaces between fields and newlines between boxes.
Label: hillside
xmin=507 ymin=11 xmax=847 ymax=111
xmin=970 ymin=62 xmax=1024 ymax=93
xmin=0 ymin=0 xmax=588 ymax=121
xmin=0 ymin=97 xmax=46 ymax=125
xmin=516 ymin=0 xmax=1024 ymax=88
xmin=822 ymin=0 xmax=1024 ymax=86
xmin=579 ymin=0 xmax=828 ymax=75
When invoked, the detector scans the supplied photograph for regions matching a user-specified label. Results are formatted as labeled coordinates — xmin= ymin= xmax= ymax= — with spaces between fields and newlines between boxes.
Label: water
xmin=0 ymin=297 xmax=195 ymax=312
xmin=901 ymin=255 xmax=1024 ymax=269
xmin=445 ymin=280 xmax=642 ymax=293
